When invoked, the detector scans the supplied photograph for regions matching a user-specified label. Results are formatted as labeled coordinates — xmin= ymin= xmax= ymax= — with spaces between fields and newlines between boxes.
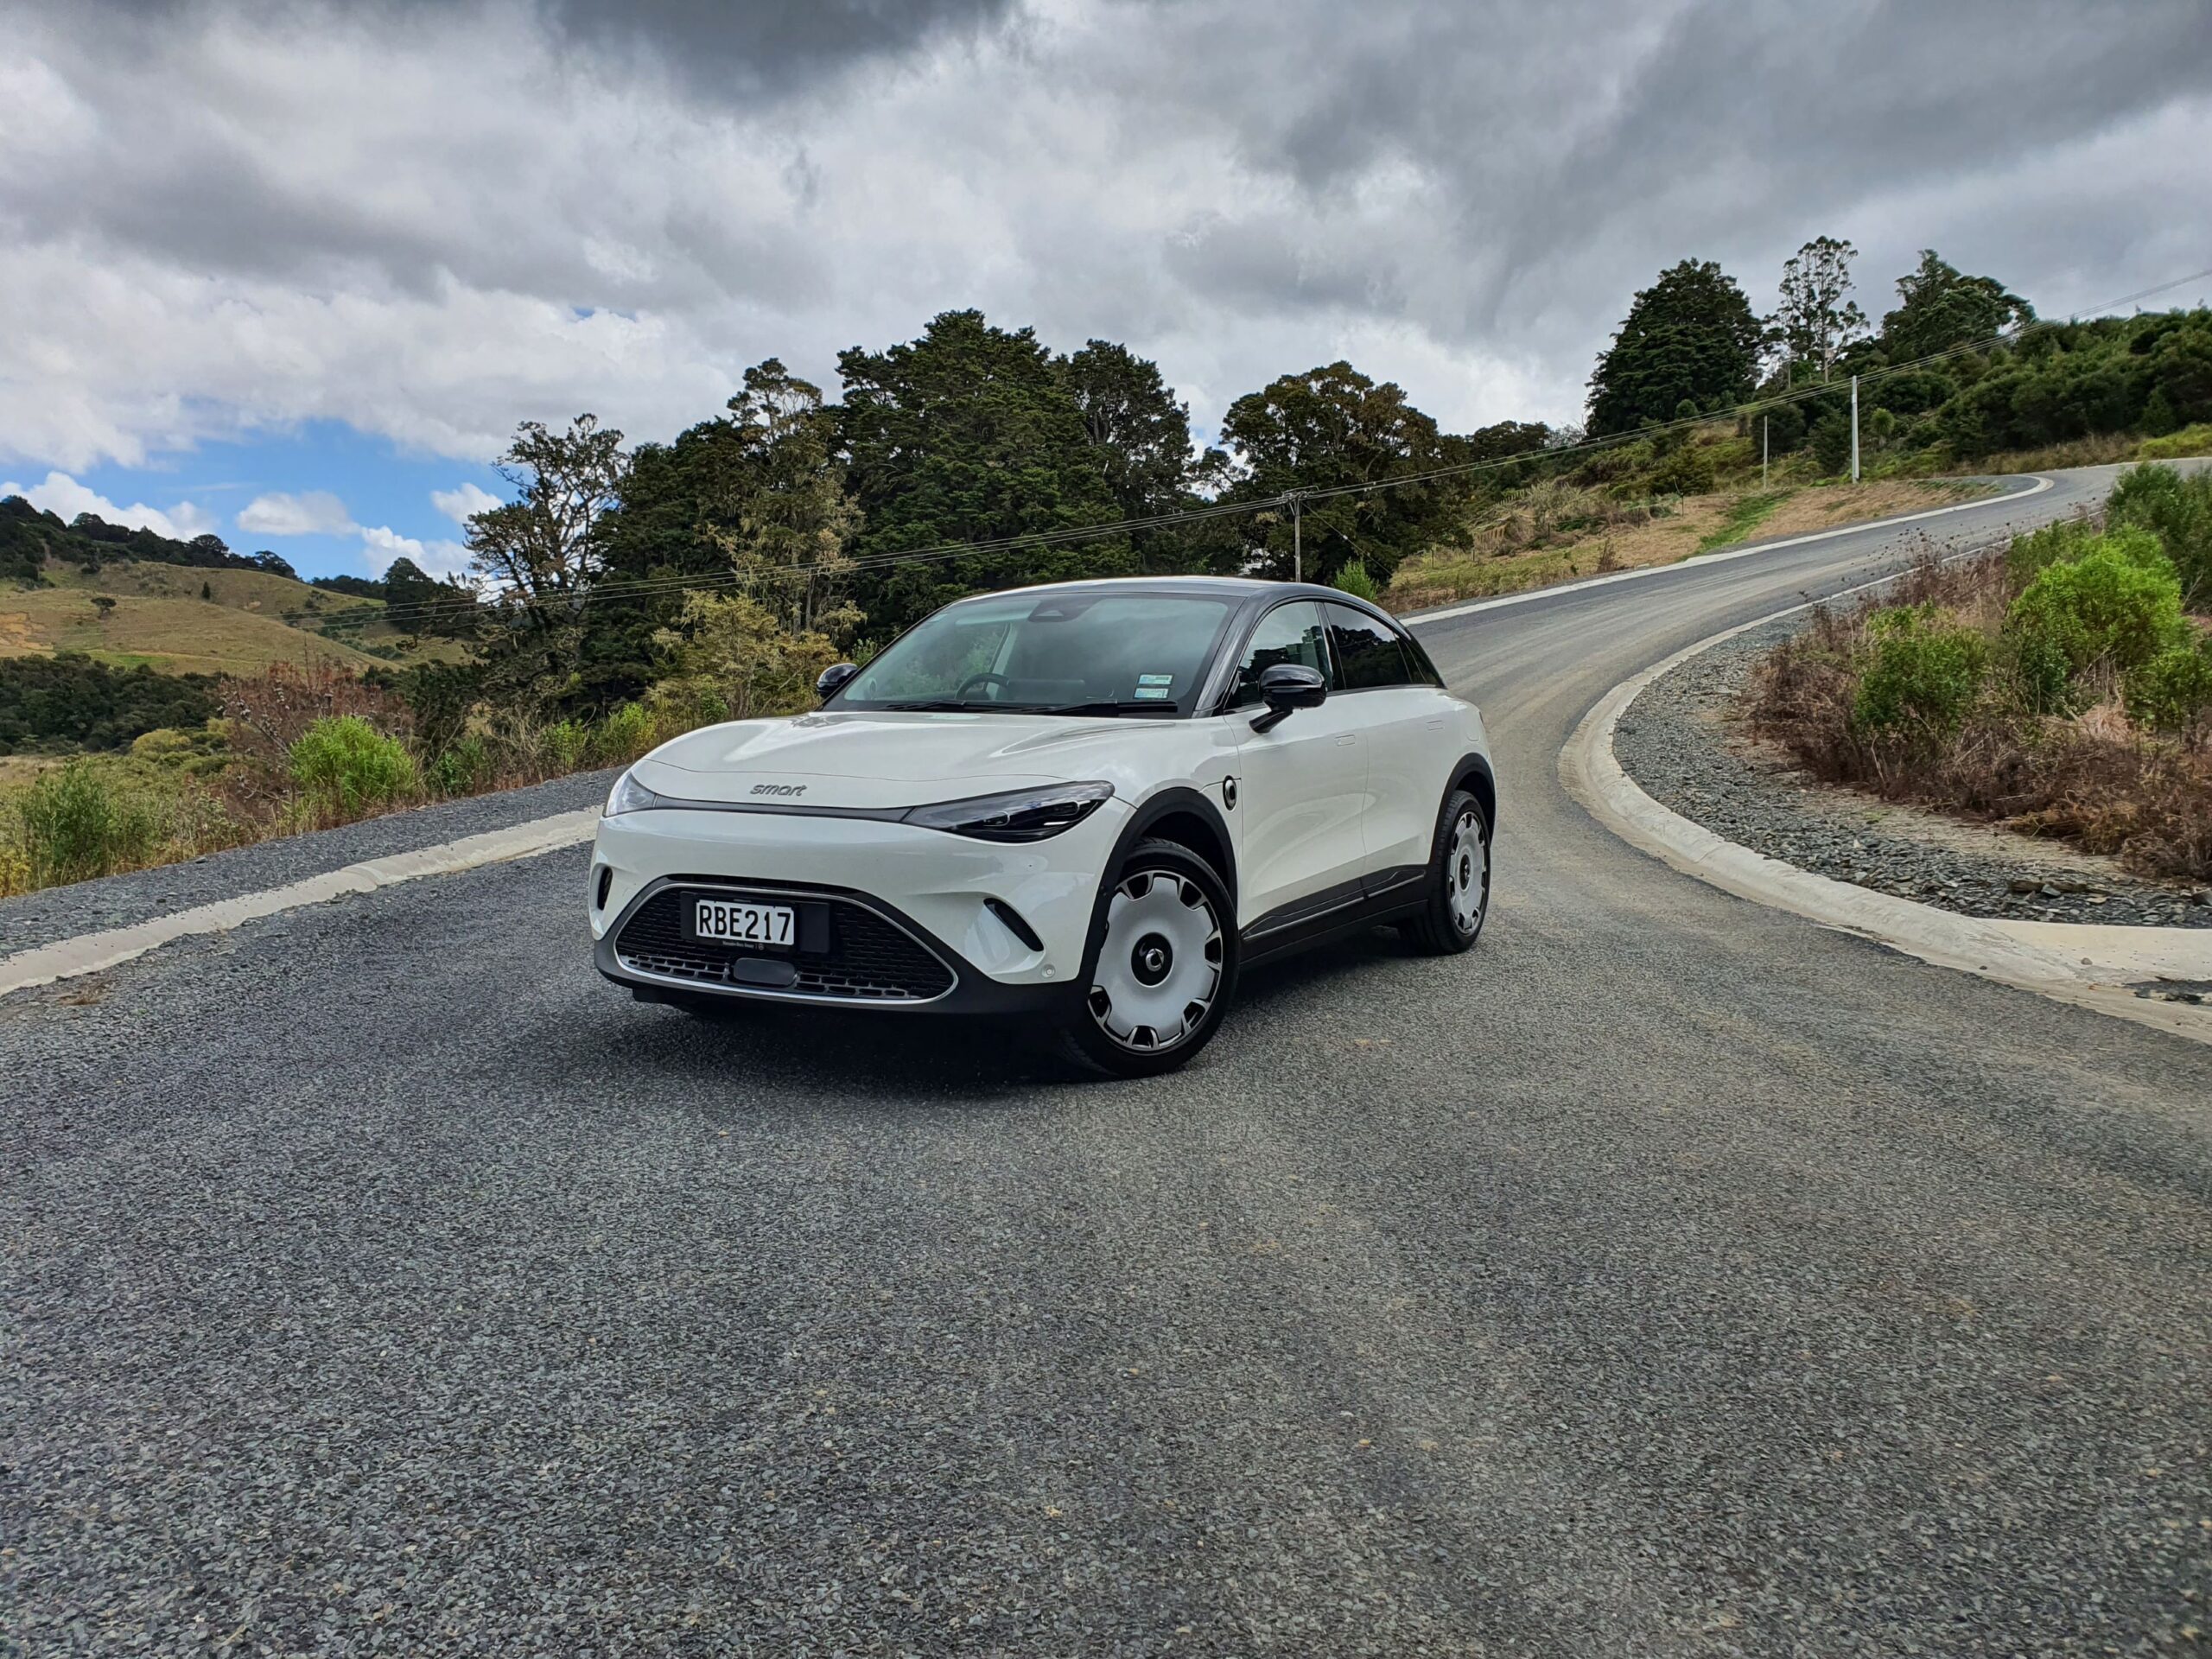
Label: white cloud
xmin=237 ymin=489 xmax=354 ymax=536
xmin=0 ymin=468 xmax=216 ymax=539
xmin=430 ymin=481 xmax=501 ymax=525
xmin=359 ymin=524 xmax=471 ymax=580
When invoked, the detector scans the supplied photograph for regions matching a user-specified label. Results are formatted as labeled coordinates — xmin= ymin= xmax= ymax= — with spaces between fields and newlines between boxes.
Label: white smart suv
xmin=590 ymin=577 xmax=1495 ymax=1076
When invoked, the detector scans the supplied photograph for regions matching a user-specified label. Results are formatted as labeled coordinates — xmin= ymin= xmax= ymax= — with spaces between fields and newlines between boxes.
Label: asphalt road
xmin=8 ymin=469 xmax=2209 ymax=1656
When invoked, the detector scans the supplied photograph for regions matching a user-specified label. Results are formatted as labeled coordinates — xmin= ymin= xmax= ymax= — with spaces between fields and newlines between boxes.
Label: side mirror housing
xmin=816 ymin=662 xmax=859 ymax=699
xmin=1251 ymin=662 xmax=1326 ymax=731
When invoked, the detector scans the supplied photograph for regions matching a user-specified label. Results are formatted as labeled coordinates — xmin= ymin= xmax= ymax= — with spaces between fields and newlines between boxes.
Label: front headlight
xmin=902 ymin=781 xmax=1114 ymax=842
xmin=603 ymin=768 xmax=666 ymax=817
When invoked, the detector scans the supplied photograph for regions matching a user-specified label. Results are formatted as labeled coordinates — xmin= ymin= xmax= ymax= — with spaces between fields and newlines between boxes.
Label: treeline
xmin=0 ymin=494 xmax=301 ymax=585
xmin=1587 ymin=241 xmax=2212 ymax=471
xmin=0 ymin=652 xmax=219 ymax=753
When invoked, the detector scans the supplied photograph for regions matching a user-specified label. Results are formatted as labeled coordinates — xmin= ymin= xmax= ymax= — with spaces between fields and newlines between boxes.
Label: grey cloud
xmin=3 ymin=0 xmax=2209 ymax=472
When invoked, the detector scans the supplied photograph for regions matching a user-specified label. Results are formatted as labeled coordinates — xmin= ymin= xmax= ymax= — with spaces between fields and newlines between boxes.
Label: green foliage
xmin=15 ymin=760 xmax=164 ymax=886
xmin=594 ymin=702 xmax=659 ymax=764
xmin=289 ymin=715 xmax=417 ymax=815
xmin=2137 ymin=423 xmax=2212 ymax=461
xmin=0 ymin=490 xmax=295 ymax=580
xmin=1586 ymin=259 xmax=1762 ymax=436
xmin=381 ymin=556 xmax=478 ymax=638
xmin=840 ymin=311 xmax=1131 ymax=632
xmin=0 ymin=652 xmax=219 ymax=753
xmin=2124 ymin=639 xmax=2212 ymax=736
xmin=1767 ymin=237 xmax=1867 ymax=382
xmin=541 ymin=719 xmax=592 ymax=773
xmin=2005 ymin=531 xmax=2186 ymax=678
xmin=1808 ymin=411 xmax=1853 ymax=475
xmin=651 ymin=592 xmax=840 ymax=723
xmin=1879 ymin=250 xmax=2031 ymax=361
xmin=424 ymin=734 xmax=489 ymax=797
xmin=1219 ymin=360 xmax=1456 ymax=584
xmin=2005 ymin=516 xmax=2101 ymax=584
xmin=1332 ymin=559 xmax=1379 ymax=601
xmin=2105 ymin=461 xmax=2212 ymax=608
xmin=1853 ymin=606 xmax=1987 ymax=741
xmin=1643 ymin=441 xmax=1715 ymax=495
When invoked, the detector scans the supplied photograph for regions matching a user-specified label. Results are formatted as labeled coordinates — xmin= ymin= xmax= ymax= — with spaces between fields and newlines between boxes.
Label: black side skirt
xmin=1238 ymin=866 xmax=1427 ymax=967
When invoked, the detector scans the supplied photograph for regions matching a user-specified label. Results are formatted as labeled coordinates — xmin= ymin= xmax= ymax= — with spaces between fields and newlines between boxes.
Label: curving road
xmin=7 ymin=467 xmax=2210 ymax=1656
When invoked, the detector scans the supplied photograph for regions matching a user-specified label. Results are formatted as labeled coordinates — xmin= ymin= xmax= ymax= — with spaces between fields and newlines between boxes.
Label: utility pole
xmin=1288 ymin=491 xmax=1304 ymax=583
xmin=1849 ymin=375 xmax=1860 ymax=484
xmin=1762 ymin=416 xmax=1769 ymax=489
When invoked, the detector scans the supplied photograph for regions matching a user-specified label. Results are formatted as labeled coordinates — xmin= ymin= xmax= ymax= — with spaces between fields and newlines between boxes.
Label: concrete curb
xmin=0 ymin=809 xmax=597 ymax=998
xmin=1559 ymin=597 xmax=2212 ymax=1047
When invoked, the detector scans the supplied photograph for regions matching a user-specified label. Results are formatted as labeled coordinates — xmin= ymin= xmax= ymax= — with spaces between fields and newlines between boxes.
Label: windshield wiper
xmin=881 ymin=699 xmax=988 ymax=712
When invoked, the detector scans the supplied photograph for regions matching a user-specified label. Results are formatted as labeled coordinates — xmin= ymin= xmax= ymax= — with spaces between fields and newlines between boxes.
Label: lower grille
xmin=614 ymin=886 xmax=956 ymax=1003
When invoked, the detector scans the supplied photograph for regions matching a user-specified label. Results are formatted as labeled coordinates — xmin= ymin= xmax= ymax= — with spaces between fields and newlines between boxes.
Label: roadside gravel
xmin=0 ymin=766 xmax=617 ymax=957
xmin=1614 ymin=619 xmax=2212 ymax=930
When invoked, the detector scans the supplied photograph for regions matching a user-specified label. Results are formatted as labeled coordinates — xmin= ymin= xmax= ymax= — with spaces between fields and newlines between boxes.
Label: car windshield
xmin=834 ymin=592 xmax=1234 ymax=715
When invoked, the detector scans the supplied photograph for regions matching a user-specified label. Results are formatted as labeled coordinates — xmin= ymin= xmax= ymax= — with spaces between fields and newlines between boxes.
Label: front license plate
xmin=691 ymin=898 xmax=797 ymax=950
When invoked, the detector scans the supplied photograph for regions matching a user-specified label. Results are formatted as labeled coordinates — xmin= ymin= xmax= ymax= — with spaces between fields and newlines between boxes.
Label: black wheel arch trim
xmin=1448 ymin=752 xmax=1497 ymax=831
xmin=1074 ymin=787 xmax=1241 ymax=999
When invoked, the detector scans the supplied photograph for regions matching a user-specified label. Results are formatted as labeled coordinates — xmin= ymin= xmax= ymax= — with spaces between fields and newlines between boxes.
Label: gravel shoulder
xmin=1613 ymin=618 xmax=2212 ymax=931
xmin=0 ymin=766 xmax=617 ymax=957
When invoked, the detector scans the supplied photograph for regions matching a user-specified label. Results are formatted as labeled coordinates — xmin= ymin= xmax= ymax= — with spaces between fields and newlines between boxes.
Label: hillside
xmin=0 ymin=576 xmax=392 ymax=676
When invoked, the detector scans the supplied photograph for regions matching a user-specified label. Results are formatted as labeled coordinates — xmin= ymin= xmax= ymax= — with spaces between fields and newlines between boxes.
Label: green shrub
xmin=1332 ymin=559 xmax=1380 ymax=602
xmin=2125 ymin=639 xmax=2212 ymax=736
xmin=16 ymin=760 xmax=164 ymax=886
xmin=424 ymin=734 xmax=488 ymax=797
xmin=289 ymin=715 xmax=416 ymax=816
xmin=1853 ymin=606 xmax=1987 ymax=741
xmin=542 ymin=718 xmax=592 ymax=774
xmin=2106 ymin=461 xmax=2212 ymax=608
xmin=2004 ymin=516 xmax=2099 ymax=585
xmin=594 ymin=702 xmax=658 ymax=765
xmin=1644 ymin=441 xmax=1715 ymax=495
xmin=2136 ymin=423 xmax=2212 ymax=461
xmin=2005 ymin=532 xmax=2187 ymax=676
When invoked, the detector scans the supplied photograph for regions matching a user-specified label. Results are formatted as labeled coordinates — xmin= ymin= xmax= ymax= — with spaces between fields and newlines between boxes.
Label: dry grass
xmin=0 ymin=587 xmax=387 ymax=676
xmin=1388 ymin=479 xmax=1987 ymax=611
xmin=1746 ymin=548 xmax=2212 ymax=880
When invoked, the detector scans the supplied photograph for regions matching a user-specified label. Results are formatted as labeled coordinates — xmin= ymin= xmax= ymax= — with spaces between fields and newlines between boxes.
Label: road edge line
xmin=1557 ymin=586 xmax=2212 ymax=1047
xmin=1403 ymin=474 xmax=2052 ymax=627
xmin=0 ymin=808 xmax=599 ymax=997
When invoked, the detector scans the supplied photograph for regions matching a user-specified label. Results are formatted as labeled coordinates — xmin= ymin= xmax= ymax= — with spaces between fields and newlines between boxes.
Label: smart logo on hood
xmin=750 ymin=783 xmax=808 ymax=798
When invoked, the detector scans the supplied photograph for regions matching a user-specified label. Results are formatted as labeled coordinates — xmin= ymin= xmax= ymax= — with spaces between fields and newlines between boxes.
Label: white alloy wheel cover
xmin=1090 ymin=870 xmax=1222 ymax=1050
xmin=1447 ymin=810 xmax=1486 ymax=935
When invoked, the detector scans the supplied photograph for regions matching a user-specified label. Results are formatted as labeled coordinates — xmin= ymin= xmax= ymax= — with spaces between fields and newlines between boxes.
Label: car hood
xmin=632 ymin=709 xmax=1160 ymax=809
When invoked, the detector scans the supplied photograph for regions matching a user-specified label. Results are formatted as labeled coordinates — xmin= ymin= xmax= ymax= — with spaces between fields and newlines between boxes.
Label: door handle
xmin=1335 ymin=734 xmax=1356 ymax=747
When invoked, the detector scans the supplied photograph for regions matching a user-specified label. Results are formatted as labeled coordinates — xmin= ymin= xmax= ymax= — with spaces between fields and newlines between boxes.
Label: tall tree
xmin=1879 ymin=249 xmax=2033 ymax=362
xmin=1056 ymin=340 xmax=1205 ymax=572
xmin=1586 ymin=259 xmax=1762 ymax=435
xmin=709 ymin=359 xmax=861 ymax=639
xmin=466 ymin=414 xmax=627 ymax=621
xmin=464 ymin=413 xmax=628 ymax=707
xmin=1218 ymin=361 xmax=1452 ymax=585
xmin=1767 ymin=236 xmax=1867 ymax=382
xmin=838 ymin=310 xmax=1129 ymax=631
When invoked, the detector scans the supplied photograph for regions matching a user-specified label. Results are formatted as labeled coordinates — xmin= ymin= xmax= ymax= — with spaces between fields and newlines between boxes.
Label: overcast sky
xmin=3 ymin=0 xmax=2209 ymax=576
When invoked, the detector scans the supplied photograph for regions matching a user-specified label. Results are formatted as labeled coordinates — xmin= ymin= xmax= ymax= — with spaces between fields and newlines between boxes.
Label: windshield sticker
xmin=1136 ymin=674 xmax=1174 ymax=687
xmin=1132 ymin=685 xmax=1173 ymax=700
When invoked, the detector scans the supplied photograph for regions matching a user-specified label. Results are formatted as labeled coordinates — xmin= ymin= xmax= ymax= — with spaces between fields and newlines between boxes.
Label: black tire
xmin=1058 ymin=837 xmax=1238 ymax=1079
xmin=1401 ymin=788 xmax=1490 ymax=956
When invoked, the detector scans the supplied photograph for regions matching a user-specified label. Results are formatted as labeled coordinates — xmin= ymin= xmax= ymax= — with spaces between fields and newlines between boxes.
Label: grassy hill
xmin=1 ymin=556 xmax=469 ymax=676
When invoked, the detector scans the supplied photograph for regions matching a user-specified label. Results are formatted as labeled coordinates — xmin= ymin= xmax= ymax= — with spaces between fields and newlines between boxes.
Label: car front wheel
xmin=1059 ymin=837 xmax=1237 ymax=1078
xmin=1402 ymin=787 xmax=1490 ymax=956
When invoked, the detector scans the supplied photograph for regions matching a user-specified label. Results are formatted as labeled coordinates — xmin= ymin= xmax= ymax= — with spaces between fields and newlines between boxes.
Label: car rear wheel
xmin=1059 ymin=837 xmax=1236 ymax=1078
xmin=1401 ymin=788 xmax=1490 ymax=956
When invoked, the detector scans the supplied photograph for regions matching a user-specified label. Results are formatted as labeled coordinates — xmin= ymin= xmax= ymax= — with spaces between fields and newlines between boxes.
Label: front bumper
xmin=588 ymin=801 xmax=1128 ymax=1012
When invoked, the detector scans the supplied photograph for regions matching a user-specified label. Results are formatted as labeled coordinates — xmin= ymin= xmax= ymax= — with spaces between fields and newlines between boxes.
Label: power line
xmin=295 ymin=263 xmax=2212 ymax=634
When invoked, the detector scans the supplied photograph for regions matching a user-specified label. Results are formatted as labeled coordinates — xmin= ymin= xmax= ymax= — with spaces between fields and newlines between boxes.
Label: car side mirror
xmin=816 ymin=662 xmax=859 ymax=698
xmin=1251 ymin=662 xmax=1326 ymax=732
